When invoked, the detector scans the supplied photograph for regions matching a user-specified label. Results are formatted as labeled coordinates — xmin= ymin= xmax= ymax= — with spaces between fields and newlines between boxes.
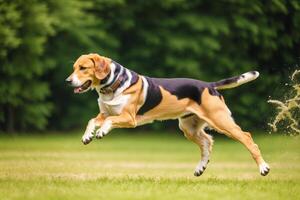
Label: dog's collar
xmin=100 ymin=70 xmax=111 ymax=85
xmin=99 ymin=75 xmax=123 ymax=94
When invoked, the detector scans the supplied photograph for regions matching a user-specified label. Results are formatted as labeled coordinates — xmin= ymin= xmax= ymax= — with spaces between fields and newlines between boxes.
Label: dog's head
xmin=66 ymin=53 xmax=111 ymax=93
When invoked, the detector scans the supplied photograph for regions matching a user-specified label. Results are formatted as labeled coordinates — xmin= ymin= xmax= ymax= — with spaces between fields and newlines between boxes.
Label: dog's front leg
xmin=82 ymin=113 xmax=105 ymax=145
xmin=95 ymin=113 xmax=136 ymax=139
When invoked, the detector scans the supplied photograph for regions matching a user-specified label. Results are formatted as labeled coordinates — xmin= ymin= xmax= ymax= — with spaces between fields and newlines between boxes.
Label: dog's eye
xmin=79 ymin=66 xmax=86 ymax=71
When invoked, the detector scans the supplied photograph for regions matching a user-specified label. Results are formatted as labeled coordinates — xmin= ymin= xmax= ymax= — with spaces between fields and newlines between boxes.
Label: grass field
xmin=0 ymin=130 xmax=299 ymax=200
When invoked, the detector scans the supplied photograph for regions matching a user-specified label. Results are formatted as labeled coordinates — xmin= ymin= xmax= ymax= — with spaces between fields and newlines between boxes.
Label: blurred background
xmin=0 ymin=0 xmax=299 ymax=133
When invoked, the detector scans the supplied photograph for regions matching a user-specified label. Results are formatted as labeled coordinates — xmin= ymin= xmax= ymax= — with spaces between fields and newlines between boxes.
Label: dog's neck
xmin=95 ymin=61 xmax=128 ymax=97
xmin=95 ymin=60 xmax=139 ymax=100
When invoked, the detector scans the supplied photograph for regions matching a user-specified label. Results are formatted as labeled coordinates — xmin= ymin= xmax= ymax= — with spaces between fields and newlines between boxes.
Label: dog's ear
xmin=89 ymin=53 xmax=111 ymax=80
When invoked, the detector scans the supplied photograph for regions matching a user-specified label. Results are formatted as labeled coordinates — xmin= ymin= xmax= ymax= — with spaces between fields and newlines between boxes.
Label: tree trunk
xmin=6 ymin=105 xmax=14 ymax=133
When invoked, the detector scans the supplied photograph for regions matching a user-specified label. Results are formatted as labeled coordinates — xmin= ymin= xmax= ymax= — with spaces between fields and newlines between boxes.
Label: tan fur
xmin=93 ymin=113 xmax=106 ymax=127
xmin=88 ymin=54 xmax=111 ymax=80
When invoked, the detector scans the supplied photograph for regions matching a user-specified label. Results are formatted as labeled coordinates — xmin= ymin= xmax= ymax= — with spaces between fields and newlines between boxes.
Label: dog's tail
xmin=212 ymin=71 xmax=259 ymax=90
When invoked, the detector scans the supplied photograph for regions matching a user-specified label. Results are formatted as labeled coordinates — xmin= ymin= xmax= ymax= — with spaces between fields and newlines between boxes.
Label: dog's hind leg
xmin=189 ymin=89 xmax=270 ymax=176
xmin=179 ymin=115 xmax=213 ymax=176
xmin=205 ymin=110 xmax=270 ymax=176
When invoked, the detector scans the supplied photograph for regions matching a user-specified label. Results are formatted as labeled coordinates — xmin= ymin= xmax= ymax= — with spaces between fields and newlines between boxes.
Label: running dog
xmin=66 ymin=53 xmax=270 ymax=176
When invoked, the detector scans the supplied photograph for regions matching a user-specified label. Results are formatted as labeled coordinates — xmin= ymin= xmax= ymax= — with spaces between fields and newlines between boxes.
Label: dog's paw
xmin=82 ymin=134 xmax=94 ymax=145
xmin=259 ymin=162 xmax=270 ymax=176
xmin=95 ymin=129 xmax=103 ymax=139
xmin=194 ymin=166 xmax=206 ymax=177
xmin=194 ymin=160 xmax=209 ymax=177
xmin=95 ymin=120 xmax=111 ymax=139
xmin=95 ymin=128 xmax=107 ymax=139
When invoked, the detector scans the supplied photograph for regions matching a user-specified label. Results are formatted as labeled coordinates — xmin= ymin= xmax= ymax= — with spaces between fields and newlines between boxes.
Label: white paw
xmin=259 ymin=162 xmax=270 ymax=176
xmin=95 ymin=128 xmax=105 ymax=139
xmin=194 ymin=160 xmax=209 ymax=177
xmin=82 ymin=133 xmax=94 ymax=145
xmin=82 ymin=118 xmax=96 ymax=145
xmin=95 ymin=120 xmax=112 ymax=139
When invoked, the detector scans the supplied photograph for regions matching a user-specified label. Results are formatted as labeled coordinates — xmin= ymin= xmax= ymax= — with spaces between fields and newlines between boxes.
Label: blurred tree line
xmin=0 ymin=0 xmax=299 ymax=132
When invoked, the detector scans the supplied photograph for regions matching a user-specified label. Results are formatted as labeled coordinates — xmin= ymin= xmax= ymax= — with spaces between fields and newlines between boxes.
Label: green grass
xmin=0 ymin=130 xmax=299 ymax=200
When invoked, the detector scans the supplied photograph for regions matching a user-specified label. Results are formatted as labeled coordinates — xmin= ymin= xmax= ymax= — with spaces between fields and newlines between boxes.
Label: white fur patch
xmin=100 ymin=94 xmax=130 ymax=116
xmin=141 ymin=76 xmax=149 ymax=105
xmin=238 ymin=71 xmax=260 ymax=85
xmin=101 ymin=120 xmax=112 ymax=133
xmin=72 ymin=74 xmax=82 ymax=87
xmin=115 ymin=69 xmax=132 ymax=96
xmin=259 ymin=162 xmax=270 ymax=175
xmin=82 ymin=118 xmax=96 ymax=143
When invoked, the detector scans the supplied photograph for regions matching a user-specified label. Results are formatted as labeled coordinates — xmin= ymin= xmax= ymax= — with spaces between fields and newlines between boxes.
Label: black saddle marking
xmin=129 ymin=70 xmax=139 ymax=86
xmin=137 ymin=77 xmax=221 ymax=115
xmin=150 ymin=78 xmax=221 ymax=104
xmin=137 ymin=77 xmax=163 ymax=115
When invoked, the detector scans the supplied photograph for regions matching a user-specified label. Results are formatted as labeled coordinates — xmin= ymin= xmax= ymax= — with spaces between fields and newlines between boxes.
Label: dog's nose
xmin=65 ymin=77 xmax=72 ymax=84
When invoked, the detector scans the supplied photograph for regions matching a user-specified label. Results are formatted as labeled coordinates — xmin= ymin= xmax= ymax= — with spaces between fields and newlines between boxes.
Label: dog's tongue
xmin=74 ymin=87 xmax=82 ymax=93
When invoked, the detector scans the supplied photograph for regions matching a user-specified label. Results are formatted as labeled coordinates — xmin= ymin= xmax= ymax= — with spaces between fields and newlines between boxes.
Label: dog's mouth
xmin=74 ymin=80 xmax=92 ymax=93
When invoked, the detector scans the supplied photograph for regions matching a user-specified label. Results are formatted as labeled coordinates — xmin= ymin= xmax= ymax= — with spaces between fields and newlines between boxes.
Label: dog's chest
xmin=98 ymin=94 xmax=130 ymax=115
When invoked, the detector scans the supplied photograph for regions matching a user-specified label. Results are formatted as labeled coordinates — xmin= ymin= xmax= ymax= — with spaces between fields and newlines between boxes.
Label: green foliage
xmin=0 ymin=0 xmax=299 ymax=131
xmin=0 ymin=0 xmax=55 ymax=131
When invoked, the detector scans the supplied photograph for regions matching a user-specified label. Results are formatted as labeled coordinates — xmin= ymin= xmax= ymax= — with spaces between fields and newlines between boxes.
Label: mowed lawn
xmin=0 ymin=130 xmax=299 ymax=200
